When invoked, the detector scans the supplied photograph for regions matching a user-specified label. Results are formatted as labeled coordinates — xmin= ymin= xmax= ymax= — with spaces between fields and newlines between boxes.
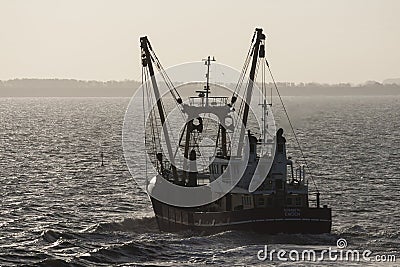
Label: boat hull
xmin=151 ymin=198 xmax=331 ymax=234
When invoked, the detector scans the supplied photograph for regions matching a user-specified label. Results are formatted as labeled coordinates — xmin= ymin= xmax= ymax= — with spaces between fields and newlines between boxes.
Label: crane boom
xmin=236 ymin=28 xmax=265 ymax=156
xmin=140 ymin=36 xmax=179 ymax=183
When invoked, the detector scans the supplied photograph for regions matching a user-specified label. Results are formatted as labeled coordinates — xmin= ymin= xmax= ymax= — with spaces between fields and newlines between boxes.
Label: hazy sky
xmin=1 ymin=0 xmax=399 ymax=83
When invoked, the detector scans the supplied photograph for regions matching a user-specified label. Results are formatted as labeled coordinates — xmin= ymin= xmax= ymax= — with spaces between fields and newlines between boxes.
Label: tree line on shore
xmin=0 ymin=78 xmax=399 ymax=97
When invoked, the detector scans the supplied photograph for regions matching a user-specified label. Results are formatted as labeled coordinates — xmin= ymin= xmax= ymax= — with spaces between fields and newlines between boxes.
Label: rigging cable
xmin=148 ymin=43 xmax=187 ymax=134
xmin=144 ymin=67 xmax=162 ymax=173
xmin=238 ymin=57 xmax=261 ymax=129
xmin=232 ymin=30 xmax=256 ymax=105
xmin=147 ymin=46 xmax=183 ymax=169
xmin=142 ymin=67 xmax=149 ymax=183
xmin=265 ymin=58 xmax=319 ymax=194
xmin=148 ymin=45 xmax=183 ymax=105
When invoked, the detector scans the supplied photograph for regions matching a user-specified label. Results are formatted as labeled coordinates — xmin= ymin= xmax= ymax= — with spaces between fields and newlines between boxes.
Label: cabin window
xmin=242 ymin=195 xmax=252 ymax=206
xmin=287 ymin=197 xmax=292 ymax=205
xmin=211 ymin=164 xmax=218 ymax=174
xmin=295 ymin=197 xmax=302 ymax=206
xmin=257 ymin=197 xmax=265 ymax=206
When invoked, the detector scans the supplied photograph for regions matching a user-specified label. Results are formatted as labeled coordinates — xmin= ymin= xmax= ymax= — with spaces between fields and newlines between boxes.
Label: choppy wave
xmin=93 ymin=217 xmax=159 ymax=233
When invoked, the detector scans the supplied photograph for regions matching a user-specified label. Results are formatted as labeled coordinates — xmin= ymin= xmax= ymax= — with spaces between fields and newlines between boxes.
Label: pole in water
xmin=101 ymin=151 xmax=104 ymax=167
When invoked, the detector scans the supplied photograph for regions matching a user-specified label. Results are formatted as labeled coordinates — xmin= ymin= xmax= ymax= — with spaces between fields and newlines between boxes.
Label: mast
xmin=203 ymin=56 xmax=215 ymax=106
xmin=203 ymin=56 xmax=228 ymax=158
xmin=237 ymin=28 xmax=265 ymax=156
xmin=140 ymin=36 xmax=179 ymax=183
xmin=260 ymin=86 xmax=272 ymax=144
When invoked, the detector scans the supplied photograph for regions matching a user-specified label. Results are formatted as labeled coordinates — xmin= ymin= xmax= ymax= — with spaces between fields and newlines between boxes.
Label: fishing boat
xmin=138 ymin=28 xmax=331 ymax=234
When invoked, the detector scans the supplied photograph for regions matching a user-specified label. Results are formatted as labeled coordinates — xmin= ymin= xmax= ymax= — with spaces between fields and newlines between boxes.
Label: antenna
xmin=202 ymin=56 xmax=216 ymax=106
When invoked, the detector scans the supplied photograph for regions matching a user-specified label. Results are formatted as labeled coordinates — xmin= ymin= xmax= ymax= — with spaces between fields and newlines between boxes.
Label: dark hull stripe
xmin=156 ymin=214 xmax=331 ymax=227
xmin=151 ymin=198 xmax=332 ymax=233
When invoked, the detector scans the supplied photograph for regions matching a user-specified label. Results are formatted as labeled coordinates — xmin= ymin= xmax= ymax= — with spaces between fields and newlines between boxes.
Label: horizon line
xmin=1 ymin=77 xmax=398 ymax=86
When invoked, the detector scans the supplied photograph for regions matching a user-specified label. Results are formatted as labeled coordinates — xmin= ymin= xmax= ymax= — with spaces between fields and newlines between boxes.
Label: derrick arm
xmin=236 ymin=28 xmax=266 ymax=156
xmin=140 ymin=36 xmax=179 ymax=183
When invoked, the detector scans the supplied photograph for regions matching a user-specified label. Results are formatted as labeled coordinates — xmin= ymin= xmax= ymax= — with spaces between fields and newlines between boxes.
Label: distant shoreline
xmin=1 ymin=79 xmax=399 ymax=97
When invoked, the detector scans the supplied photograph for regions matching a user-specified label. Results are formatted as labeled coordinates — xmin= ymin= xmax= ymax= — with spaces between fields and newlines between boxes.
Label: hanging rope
xmin=265 ymin=59 xmax=319 ymax=193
